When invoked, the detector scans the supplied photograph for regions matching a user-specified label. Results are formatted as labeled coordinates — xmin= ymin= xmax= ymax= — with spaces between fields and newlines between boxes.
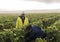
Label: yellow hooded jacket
xmin=16 ymin=17 xmax=29 ymax=28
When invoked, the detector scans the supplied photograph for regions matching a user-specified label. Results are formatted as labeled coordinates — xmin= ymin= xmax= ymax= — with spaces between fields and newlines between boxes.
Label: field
xmin=0 ymin=13 xmax=60 ymax=42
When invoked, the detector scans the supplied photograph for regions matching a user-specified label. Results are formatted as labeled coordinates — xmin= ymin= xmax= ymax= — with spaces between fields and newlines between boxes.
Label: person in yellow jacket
xmin=16 ymin=12 xmax=29 ymax=28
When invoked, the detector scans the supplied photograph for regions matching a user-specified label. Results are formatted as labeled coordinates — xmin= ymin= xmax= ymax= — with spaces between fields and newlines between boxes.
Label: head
xmin=21 ymin=11 xmax=25 ymax=17
xmin=26 ymin=24 xmax=32 ymax=32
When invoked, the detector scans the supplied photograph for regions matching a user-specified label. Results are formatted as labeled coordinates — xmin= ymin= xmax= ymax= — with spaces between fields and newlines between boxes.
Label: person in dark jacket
xmin=24 ymin=25 xmax=46 ymax=42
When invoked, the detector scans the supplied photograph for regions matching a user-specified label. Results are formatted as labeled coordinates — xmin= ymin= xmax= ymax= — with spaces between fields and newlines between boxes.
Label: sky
xmin=0 ymin=0 xmax=60 ymax=11
xmin=26 ymin=0 xmax=60 ymax=3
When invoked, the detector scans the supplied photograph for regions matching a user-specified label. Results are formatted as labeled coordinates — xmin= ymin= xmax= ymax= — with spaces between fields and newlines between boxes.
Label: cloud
xmin=25 ymin=0 xmax=60 ymax=3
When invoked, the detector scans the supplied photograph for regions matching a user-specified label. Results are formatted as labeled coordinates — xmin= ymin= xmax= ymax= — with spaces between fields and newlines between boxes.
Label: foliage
xmin=0 ymin=13 xmax=60 ymax=42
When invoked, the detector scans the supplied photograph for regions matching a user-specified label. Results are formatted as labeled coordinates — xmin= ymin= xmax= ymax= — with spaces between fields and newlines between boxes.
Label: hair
xmin=26 ymin=24 xmax=32 ymax=32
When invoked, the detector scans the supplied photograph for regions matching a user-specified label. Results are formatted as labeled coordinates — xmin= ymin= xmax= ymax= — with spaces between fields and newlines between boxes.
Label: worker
xmin=16 ymin=12 xmax=29 ymax=28
xmin=24 ymin=25 xmax=46 ymax=42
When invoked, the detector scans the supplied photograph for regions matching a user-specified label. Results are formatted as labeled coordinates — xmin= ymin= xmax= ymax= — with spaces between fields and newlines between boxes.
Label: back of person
xmin=31 ymin=25 xmax=46 ymax=39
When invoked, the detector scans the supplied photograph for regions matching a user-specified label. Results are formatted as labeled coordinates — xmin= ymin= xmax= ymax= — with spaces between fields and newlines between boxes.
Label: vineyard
xmin=0 ymin=13 xmax=60 ymax=42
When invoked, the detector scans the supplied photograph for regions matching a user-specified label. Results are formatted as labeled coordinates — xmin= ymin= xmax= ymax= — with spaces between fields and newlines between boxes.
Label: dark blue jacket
xmin=31 ymin=25 xmax=46 ymax=38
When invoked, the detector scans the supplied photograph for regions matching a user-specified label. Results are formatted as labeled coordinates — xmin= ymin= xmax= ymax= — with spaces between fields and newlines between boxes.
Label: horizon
xmin=0 ymin=9 xmax=60 ymax=13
